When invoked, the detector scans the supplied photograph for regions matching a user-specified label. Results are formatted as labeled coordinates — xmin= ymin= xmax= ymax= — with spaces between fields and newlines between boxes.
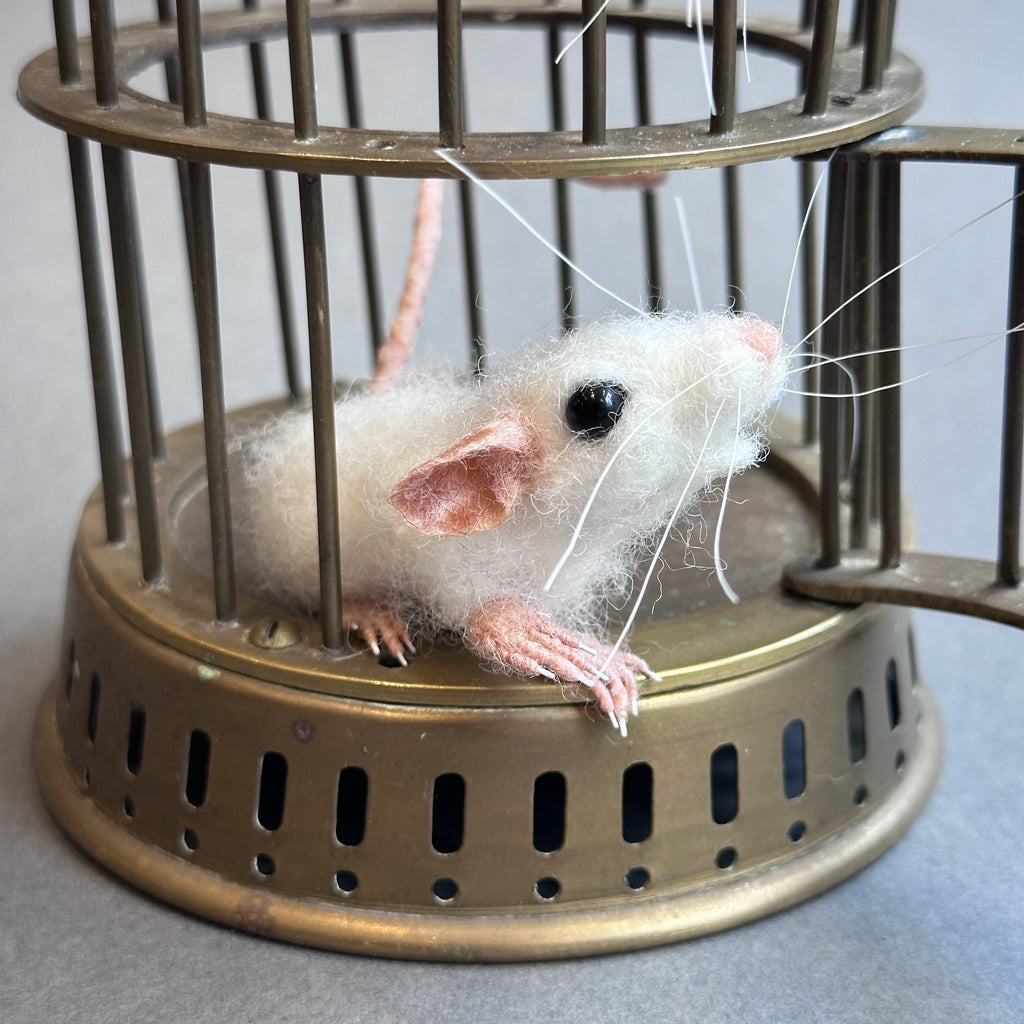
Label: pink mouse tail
xmin=370 ymin=178 xmax=445 ymax=394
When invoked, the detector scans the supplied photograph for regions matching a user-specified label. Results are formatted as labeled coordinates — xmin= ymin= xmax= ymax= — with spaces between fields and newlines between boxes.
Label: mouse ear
xmin=391 ymin=413 xmax=540 ymax=536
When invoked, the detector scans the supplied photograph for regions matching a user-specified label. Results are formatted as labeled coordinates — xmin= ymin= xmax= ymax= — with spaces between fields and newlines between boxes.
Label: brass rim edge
xmin=71 ymin=516 xmax=879 ymax=708
xmin=17 ymin=6 xmax=924 ymax=177
xmin=34 ymin=683 xmax=943 ymax=962
xmin=70 ymin=415 xmax=878 ymax=708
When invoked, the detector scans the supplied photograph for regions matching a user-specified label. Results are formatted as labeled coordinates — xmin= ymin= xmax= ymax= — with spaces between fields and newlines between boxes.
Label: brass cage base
xmin=35 ymin=422 xmax=943 ymax=961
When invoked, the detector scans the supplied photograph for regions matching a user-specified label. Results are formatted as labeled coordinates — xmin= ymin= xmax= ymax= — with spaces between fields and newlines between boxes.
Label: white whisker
xmin=694 ymin=5 xmax=718 ymax=116
xmin=785 ymin=327 xmax=1014 ymax=400
xmin=555 ymin=0 xmax=611 ymax=65
xmin=786 ymin=322 xmax=1024 ymax=377
xmin=674 ymin=193 xmax=704 ymax=313
xmin=780 ymin=153 xmax=833 ymax=338
xmin=799 ymin=187 xmax=1024 ymax=350
xmin=599 ymin=400 xmax=727 ymax=673
xmin=543 ymin=361 xmax=729 ymax=594
xmin=436 ymin=150 xmax=646 ymax=317
xmin=713 ymin=393 xmax=743 ymax=605
xmin=742 ymin=0 xmax=751 ymax=83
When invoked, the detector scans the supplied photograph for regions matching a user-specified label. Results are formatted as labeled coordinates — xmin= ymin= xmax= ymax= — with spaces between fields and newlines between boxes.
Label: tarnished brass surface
xmin=34 ymin=674 xmax=942 ymax=960
xmin=842 ymin=125 xmax=1024 ymax=165
xmin=785 ymin=551 xmax=1024 ymax=628
xmin=17 ymin=3 xmax=924 ymax=178
xmin=36 ymin=414 xmax=942 ymax=959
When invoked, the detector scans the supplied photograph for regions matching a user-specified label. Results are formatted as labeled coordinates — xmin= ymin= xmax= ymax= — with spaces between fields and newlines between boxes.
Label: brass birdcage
xmin=17 ymin=0 xmax=1022 ymax=960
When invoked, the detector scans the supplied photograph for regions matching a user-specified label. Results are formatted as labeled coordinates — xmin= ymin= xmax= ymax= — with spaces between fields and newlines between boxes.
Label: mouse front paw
xmin=465 ymin=597 xmax=656 ymax=735
xmin=342 ymin=598 xmax=416 ymax=666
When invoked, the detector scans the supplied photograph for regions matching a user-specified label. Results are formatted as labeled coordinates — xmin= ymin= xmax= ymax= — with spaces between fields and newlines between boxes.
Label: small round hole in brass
xmin=334 ymin=870 xmax=358 ymax=895
xmin=122 ymin=795 xmax=135 ymax=819
xmin=788 ymin=821 xmax=806 ymax=843
xmin=624 ymin=866 xmax=650 ymax=891
xmin=895 ymin=750 xmax=906 ymax=773
xmin=853 ymin=784 xmax=869 ymax=807
xmin=534 ymin=876 xmax=560 ymax=901
xmin=432 ymin=877 xmax=458 ymax=904
xmin=182 ymin=828 xmax=199 ymax=852
xmin=715 ymin=846 xmax=737 ymax=870
xmin=254 ymin=853 xmax=276 ymax=877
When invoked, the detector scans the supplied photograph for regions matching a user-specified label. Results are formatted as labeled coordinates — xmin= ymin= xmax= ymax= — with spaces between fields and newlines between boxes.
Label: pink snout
xmin=743 ymin=319 xmax=785 ymax=363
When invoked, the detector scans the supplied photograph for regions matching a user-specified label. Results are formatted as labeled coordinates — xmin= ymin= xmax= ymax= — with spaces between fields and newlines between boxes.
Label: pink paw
xmin=342 ymin=598 xmax=415 ymax=666
xmin=465 ymin=597 xmax=658 ymax=735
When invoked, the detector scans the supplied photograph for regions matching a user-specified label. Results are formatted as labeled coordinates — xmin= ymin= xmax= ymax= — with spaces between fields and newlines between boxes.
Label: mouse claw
xmin=341 ymin=598 xmax=415 ymax=666
xmin=608 ymin=710 xmax=621 ymax=733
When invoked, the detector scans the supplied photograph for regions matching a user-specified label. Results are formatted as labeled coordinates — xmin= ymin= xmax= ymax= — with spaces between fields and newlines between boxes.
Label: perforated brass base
xmin=36 ymin=421 xmax=943 ymax=960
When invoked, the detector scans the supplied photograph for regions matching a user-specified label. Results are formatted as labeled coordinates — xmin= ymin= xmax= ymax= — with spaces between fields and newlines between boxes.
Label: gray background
xmin=2 ymin=2 xmax=1022 ymax=1021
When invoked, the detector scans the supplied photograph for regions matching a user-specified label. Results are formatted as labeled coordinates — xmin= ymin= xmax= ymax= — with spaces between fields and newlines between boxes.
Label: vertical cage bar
xmin=338 ymin=25 xmax=386 ymax=354
xmin=54 ymin=0 xmax=127 ymax=541
xmin=546 ymin=14 xmax=576 ymax=328
xmin=877 ymin=158 xmax=901 ymax=568
xmin=437 ymin=0 xmax=464 ymax=148
xmin=177 ymin=0 xmax=207 ymax=129
xmin=287 ymin=0 xmax=318 ymax=143
xmin=68 ymin=137 xmax=128 ymax=544
xmin=861 ymin=0 xmax=892 ymax=92
xmin=52 ymin=0 xmax=80 ymax=84
xmin=178 ymin=0 xmax=238 ymax=622
xmin=297 ymin=173 xmax=343 ymax=648
xmin=156 ymin=0 xmax=198 ymax=307
xmin=631 ymin=2 xmax=663 ymax=311
xmin=244 ymin=0 xmax=301 ymax=400
xmin=89 ymin=0 xmax=161 ymax=577
xmin=818 ymin=157 xmax=849 ymax=568
xmin=723 ymin=165 xmax=743 ymax=309
xmin=800 ymin=0 xmax=816 ymax=30
xmin=847 ymin=159 xmax=878 ymax=549
xmin=883 ymin=0 xmax=897 ymax=64
xmin=89 ymin=0 xmax=118 ymax=108
xmin=851 ymin=0 xmax=866 ymax=45
xmin=286 ymin=0 xmax=343 ymax=647
xmin=997 ymin=165 xmax=1024 ymax=586
xmin=101 ymin=146 xmax=163 ymax=582
xmin=710 ymin=0 xmax=737 ymax=135
xmin=800 ymin=160 xmax=821 ymax=445
xmin=581 ymin=0 xmax=607 ymax=146
xmin=458 ymin=179 xmax=486 ymax=369
xmin=126 ymin=171 xmax=166 ymax=460
xmin=803 ymin=0 xmax=840 ymax=116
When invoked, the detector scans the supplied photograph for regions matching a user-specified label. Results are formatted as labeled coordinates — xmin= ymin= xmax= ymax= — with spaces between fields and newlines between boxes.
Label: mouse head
xmin=391 ymin=311 xmax=787 ymax=538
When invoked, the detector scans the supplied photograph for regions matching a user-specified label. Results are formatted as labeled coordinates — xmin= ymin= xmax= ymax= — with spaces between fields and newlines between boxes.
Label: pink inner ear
xmin=391 ymin=414 xmax=540 ymax=536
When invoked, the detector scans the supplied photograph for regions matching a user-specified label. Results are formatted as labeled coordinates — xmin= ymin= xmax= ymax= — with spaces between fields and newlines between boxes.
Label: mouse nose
xmin=742 ymin=319 xmax=784 ymax=363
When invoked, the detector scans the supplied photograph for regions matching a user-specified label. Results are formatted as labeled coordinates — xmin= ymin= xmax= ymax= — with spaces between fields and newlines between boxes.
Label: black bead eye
xmin=564 ymin=381 xmax=628 ymax=440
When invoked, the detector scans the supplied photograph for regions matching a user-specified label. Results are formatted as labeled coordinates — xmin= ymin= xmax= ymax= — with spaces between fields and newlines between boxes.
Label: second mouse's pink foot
xmin=465 ymin=597 xmax=654 ymax=735
xmin=342 ymin=598 xmax=415 ymax=666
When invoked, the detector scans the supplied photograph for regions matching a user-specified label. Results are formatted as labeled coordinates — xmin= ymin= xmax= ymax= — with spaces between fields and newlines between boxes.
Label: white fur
xmin=238 ymin=311 xmax=787 ymax=635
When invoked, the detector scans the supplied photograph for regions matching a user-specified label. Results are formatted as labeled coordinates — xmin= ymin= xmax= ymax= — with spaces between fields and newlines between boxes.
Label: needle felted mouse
xmin=240 ymin=307 xmax=788 ymax=732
